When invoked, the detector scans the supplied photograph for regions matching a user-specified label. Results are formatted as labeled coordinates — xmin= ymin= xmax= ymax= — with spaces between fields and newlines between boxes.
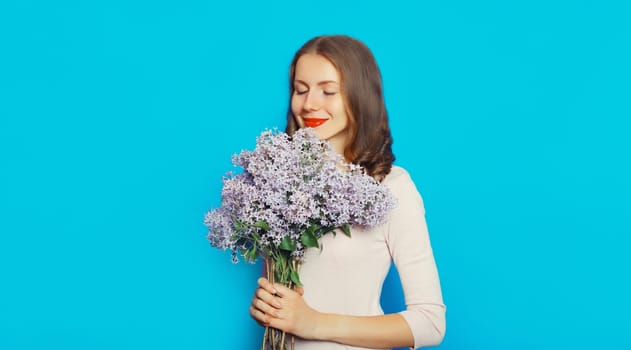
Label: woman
xmin=249 ymin=35 xmax=446 ymax=349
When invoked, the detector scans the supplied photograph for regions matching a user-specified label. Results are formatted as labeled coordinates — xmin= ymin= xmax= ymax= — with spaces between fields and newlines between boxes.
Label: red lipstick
xmin=304 ymin=118 xmax=328 ymax=128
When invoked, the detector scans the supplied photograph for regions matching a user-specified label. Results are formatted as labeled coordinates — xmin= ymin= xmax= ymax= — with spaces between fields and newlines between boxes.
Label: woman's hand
xmin=249 ymin=277 xmax=320 ymax=340
xmin=249 ymin=277 xmax=281 ymax=326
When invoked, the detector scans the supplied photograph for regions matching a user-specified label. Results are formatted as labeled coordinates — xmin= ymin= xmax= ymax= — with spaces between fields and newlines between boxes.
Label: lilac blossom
xmin=205 ymin=128 xmax=396 ymax=264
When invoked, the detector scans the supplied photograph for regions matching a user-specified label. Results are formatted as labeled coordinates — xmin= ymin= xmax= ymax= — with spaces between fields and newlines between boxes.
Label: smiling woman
xmin=248 ymin=35 xmax=446 ymax=350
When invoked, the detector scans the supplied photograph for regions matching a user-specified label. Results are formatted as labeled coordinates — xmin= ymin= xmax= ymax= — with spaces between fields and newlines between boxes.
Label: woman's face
xmin=291 ymin=53 xmax=350 ymax=156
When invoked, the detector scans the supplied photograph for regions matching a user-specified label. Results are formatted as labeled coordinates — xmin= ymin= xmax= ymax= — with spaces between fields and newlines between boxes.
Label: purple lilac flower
xmin=205 ymin=128 xmax=397 ymax=263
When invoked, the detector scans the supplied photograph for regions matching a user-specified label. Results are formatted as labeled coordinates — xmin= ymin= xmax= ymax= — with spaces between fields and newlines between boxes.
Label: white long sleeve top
xmin=294 ymin=166 xmax=446 ymax=349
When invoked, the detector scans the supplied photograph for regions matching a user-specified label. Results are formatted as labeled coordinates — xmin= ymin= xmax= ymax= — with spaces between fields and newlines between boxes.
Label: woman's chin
xmin=312 ymin=129 xmax=326 ymax=140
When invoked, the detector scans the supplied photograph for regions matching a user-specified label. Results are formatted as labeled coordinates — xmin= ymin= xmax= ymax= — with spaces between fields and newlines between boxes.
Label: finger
xmin=250 ymin=296 xmax=280 ymax=319
xmin=265 ymin=316 xmax=287 ymax=332
xmin=249 ymin=305 xmax=271 ymax=326
xmin=257 ymin=277 xmax=278 ymax=294
xmin=253 ymin=297 xmax=281 ymax=316
xmin=255 ymin=288 xmax=282 ymax=308
xmin=272 ymin=283 xmax=297 ymax=297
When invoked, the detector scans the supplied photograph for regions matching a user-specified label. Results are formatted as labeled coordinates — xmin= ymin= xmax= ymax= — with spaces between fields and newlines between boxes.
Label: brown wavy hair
xmin=285 ymin=35 xmax=395 ymax=182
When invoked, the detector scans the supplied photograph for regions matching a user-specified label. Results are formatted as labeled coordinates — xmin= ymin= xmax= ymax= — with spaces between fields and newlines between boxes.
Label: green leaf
xmin=318 ymin=226 xmax=335 ymax=237
xmin=276 ymin=253 xmax=286 ymax=267
xmin=341 ymin=224 xmax=351 ymax=237
xmin=245 ymin=246 xmax=257 ymax=262
xmin=301 ymin=231 xmax=319 ymax=248
xmin=290 ymin=271 xmax=303 ymax=287
xmin=301 ymin=234 xmax=319 ymax=248
xmin=279 ymin=236 xmax=297 ymax=251
xmin=273 ymin=255 xmax=285 ymax=282
xmin=252 ymin=221 xmax=270 ymax=231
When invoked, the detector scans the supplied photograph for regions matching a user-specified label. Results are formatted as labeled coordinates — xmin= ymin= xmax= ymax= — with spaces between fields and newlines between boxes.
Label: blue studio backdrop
xmin=1 ymin=1 xmax=630 ymax=349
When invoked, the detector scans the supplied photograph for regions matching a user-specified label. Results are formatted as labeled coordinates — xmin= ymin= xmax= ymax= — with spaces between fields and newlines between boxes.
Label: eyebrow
xmin=294 ymin=79 xmax=339 ymax=86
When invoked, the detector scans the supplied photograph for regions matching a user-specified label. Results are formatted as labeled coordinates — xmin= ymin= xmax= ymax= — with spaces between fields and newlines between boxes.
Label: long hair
xmin=285 ymin=35 xmax=395 ymax=181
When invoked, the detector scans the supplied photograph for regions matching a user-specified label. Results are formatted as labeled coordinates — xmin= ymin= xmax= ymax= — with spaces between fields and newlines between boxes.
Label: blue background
xmin=1 ymin=1 xmax=630 ymax=349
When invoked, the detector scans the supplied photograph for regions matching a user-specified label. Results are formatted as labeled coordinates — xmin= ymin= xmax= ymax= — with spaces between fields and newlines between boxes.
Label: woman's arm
xmin=250 ymin=277 xmax=415 ymax=348
xmin=384 ymin=168 xmax=446 ymax=348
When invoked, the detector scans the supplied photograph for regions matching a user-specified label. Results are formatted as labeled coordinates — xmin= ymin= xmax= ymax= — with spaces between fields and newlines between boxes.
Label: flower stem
xmin=262 ymin=326 xmax=268 ymax=350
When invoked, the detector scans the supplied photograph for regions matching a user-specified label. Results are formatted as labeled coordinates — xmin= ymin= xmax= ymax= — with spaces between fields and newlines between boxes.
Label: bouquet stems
xmin=262 ymin=258 xmax=298 ymax=350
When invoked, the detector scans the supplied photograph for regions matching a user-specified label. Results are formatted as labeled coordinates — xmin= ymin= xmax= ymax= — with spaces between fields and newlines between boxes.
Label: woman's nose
xmin=303 ymin=92 xmax=321 ymax=111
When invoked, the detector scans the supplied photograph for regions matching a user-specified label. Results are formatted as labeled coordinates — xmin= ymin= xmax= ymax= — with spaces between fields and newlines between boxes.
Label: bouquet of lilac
xmin=204 ymin=128 xmax=396 ymax=349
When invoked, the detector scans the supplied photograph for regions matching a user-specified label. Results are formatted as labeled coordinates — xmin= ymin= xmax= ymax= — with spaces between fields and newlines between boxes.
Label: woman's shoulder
xmin=383 ymin=165 xmax=414 ymax=186
xmin=382 ymin=165 xmax=424 ymax=199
